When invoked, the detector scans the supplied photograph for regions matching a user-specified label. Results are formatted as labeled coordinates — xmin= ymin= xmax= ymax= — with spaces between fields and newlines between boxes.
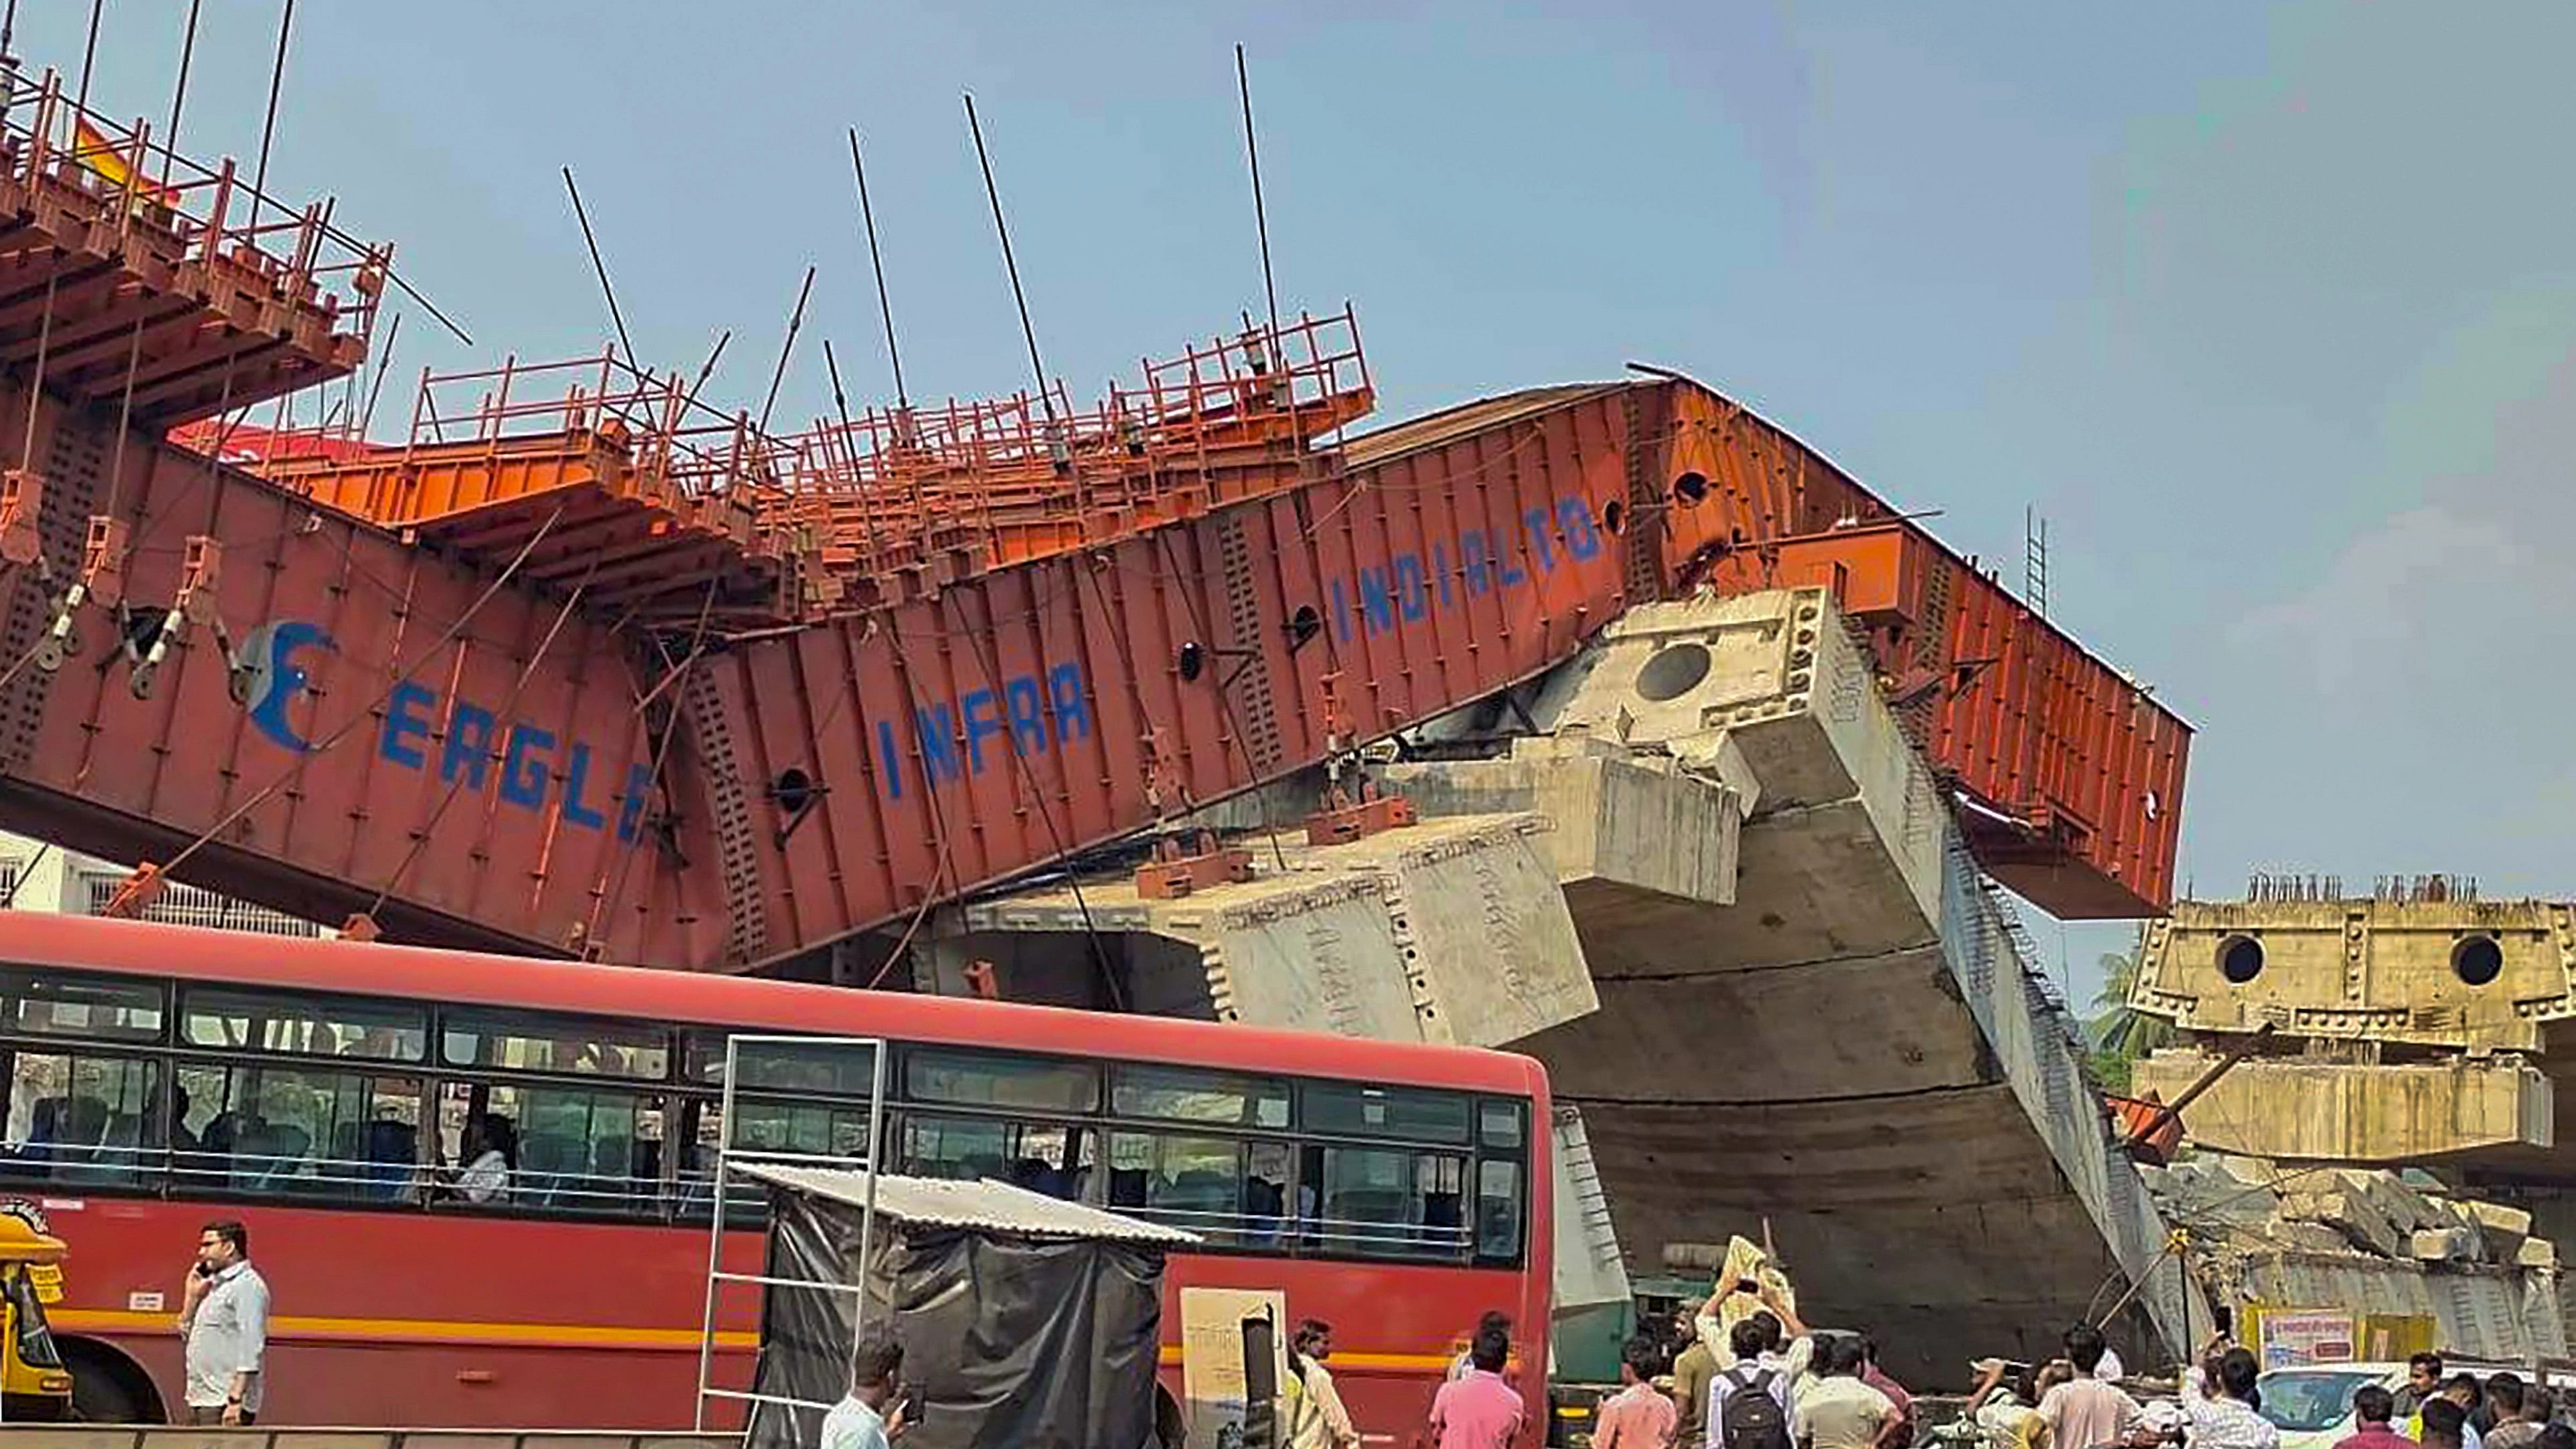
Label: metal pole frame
xmin=693 ymin=1031 xmax=889 ymax=1434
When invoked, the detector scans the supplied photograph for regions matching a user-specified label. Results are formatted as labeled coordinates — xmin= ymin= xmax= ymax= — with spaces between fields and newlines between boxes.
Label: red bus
xmin=0 ymin=913 xmax=1553 ymax=1446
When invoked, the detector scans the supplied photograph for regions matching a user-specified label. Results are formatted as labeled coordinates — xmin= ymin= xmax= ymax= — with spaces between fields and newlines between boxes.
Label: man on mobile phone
xmin=823 ymin=1334 xmax=911 ymax=1448
xmin=177 ymin=1220 xmax=270 ymax=1426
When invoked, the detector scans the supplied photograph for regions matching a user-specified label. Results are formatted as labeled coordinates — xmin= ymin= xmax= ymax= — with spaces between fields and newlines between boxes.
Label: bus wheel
xmin=1153 ymin=1386 xmax=1186 ymax=1449
xmin=58 ymin=1340 xmax=161 ymax=1424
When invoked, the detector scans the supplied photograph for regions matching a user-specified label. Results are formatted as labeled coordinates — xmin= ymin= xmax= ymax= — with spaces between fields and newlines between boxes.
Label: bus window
xmin=730 ymin=1098 xmax=871 ymax=1159
xmin=441 ymin=1009 xmax=669 ymax=1082
xmin=1 ymin=1052 xmax=159 ymax=1187
xmin=1300 ymin=1144 xmax=1470 ymax=1260
xmin=904 ymin=1049 xmax=1097 ymax=1114
xmin=671 ymin=1094 xmax=875 ymax=1225
xmin=181 ymin=987 xmax=427 ymax=1062
xmin=0 ymin=970 xmax=163 ymax=1043
xmin=1243 ymin=1140 xmax=1292 ymax=1248
xmin=1477 ymin=1099 xmax=1526 ymax=1150
xmin=902 ymin=1114 xmax=1092 ymax=1201
xmin=445 ymin=1081 xmax=663 ymax=1216
xmin=1111 ymin=1064 xmax=1289 ymax=1129
xmin=1474 ymin=1159 xmax=1523 ymax=1262
xmin=1106 ymin=1132 xmax=1252 ymax=1242
xmin=681 ymin=1033 xmax=877 ymax=1096
xmin=178 ymin=1063 xmax=423 ymax=1200
xmin=1300 ymin=1083 xmax=1472 ymax=1144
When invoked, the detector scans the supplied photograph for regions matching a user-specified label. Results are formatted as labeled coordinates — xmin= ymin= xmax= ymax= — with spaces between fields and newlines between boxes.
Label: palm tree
xmin=2087 ymin=931 xmax=2172 ymax=1089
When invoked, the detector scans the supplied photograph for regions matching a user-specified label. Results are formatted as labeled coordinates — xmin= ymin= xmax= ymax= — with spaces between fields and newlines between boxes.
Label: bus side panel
xmin=65 ymin=1333 xmax=752 ymax=1430
xmin=37 ymin=1197 xmax=764 ymax=1428
xmin=1154 ymin=1254 xmax=1535 ymax=1449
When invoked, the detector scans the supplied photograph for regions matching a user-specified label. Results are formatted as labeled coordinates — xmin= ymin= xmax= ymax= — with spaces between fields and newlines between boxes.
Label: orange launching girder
xmin=222 ymin=351 xmax=814 ymax=628
xmin=0 ymin=68 xmax=382 ymax=427
xmin=774 ymin=310 xmax=1369 ymax=602
xmin=0 ymin=348 xmax=2188 ymax=975
xmin=0 ymin=44 xmax=2185 ymax=972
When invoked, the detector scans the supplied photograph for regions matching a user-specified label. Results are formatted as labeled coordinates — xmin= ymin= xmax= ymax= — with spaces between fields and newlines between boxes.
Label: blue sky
xmin=25 ymin=1 xmax=2576 ymax=1007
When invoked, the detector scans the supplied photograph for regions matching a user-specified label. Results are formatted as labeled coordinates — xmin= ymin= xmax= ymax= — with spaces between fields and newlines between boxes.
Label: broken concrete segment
xmin=2520 ymin=1237 xmax=2560 ymax=1270
xmin=2463 ymin=1199 xmax=2537 ymax=1238
xmin=1382 ymin=738 xmax=1742 ymax=910
xmin=2276 ymin=1221 xmax=2362 ymax=1255
xmin=2337 ymin=1169 xmax=2440 ymax=1238
xmin=2412 ymin=1227 xmax=2475 ymax=1262
xmin=2282 ymin=1187 xmax=2407 ymax=1259
xmin=952 ymin=811 xmax=1598 ymax=1049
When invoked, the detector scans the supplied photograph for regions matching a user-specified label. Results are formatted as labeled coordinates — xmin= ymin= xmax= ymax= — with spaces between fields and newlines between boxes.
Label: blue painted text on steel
xmin=1328 ymin=495 xmax=1603 ymax=643
xmin=876 ymin=662 xmax=1090 ymax=800
xmin=381 ymin=681 xmax=651 ymax=842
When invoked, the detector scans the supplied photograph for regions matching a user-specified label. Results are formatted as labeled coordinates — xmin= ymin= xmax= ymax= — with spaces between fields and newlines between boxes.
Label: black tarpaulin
xmin=745 ymin=1171 xmax=1190 ymax=1449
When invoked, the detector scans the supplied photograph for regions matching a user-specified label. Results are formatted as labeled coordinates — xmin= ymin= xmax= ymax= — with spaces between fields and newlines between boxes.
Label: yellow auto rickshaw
xmin=0 ymin=1211 xmax=76 ymax=1421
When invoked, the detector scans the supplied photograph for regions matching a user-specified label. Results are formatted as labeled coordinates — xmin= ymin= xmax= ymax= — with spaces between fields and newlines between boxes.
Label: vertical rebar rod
xmin=246 ymin=0 xmax=294 ymax=237
xmin=72 ymin=0 xmax=101 ymax=112
xmin=1236 ymin=44 xmax=1282 ymax=345
xmin=756 ymin=264 xmax=815 ymax=438
xmin=964 ymin=94 xmax=1056 ymax=427
xmin=158 ymin=0 xmax=200 ymax=185
xmin=847 ymin=129 xmax=908 ymax=410
xmin=563 ymin=167 xmax=640 ymax=377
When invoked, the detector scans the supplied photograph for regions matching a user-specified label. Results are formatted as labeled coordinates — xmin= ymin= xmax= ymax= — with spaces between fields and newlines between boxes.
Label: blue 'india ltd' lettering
xmin=1333 ymin=492 xmax=1605 ymax=643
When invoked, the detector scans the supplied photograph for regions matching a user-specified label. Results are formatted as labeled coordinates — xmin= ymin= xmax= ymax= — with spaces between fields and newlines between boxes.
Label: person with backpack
xmin=1709 ymin=1317 xmax=1795 ymax=1449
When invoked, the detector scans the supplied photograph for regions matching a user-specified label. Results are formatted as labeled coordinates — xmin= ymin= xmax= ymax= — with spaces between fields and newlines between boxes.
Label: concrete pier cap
xmin=1384 ymin=586 xmax=2203 ymax=1384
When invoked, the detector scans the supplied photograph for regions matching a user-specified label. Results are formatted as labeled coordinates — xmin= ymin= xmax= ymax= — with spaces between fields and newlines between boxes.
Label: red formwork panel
xmin=0 ymin=369 xmax=2183 ymax=972
xmin=1932 ymin=576 xmax=2188 ymax=918
xmin=697 ymin=386 xmax=1639 ymax=968
xmin=1650 ymin=384 xmax=2188 ymax=918
xmin=0 ymin=389 xmax=726 ymax=966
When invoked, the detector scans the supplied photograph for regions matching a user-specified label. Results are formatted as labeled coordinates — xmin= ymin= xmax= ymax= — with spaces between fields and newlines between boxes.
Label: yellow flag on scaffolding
xmin=71 ymin=116 xmax=177 ymax=205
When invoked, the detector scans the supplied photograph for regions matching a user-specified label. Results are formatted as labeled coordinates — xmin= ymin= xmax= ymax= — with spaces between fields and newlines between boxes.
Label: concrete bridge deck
xmin=927 ymin=588 xmax=2201 ymax=1385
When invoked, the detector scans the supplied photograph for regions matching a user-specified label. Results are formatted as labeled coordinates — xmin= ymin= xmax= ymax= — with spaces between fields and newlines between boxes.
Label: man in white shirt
xmin=177 ymin=1219 xmax=270 ymax=1426
xmin=456 ymin=1115 xmax=514 ymax=1204
xmin=1794 ymin=1338 xmax=1901 ymax=1449
xmin=2176 ymin=1349 xmax=2280 ymax=1449
xmin=821 ymin=1334 xmax=910 ymax=1449
xmin=1710 ymin=1317 xmax=1797 ymax=1449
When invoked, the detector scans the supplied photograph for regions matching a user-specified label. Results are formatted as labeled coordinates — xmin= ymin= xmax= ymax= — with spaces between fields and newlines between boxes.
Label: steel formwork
xmin=0 ymin=353 xmax=2188 ymax=970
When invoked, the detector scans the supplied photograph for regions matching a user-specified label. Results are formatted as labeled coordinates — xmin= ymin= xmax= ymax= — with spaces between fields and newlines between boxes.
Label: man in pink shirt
xmin=1431 ymin=1323 xmax=1527 ymax=1449
xmin=1594 ymin=1337 xmax=1678 ymax=1448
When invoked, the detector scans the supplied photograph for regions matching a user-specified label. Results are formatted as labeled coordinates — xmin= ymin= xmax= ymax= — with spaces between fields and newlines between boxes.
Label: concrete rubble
xmin=2142 ymin=1157 xmax=2570 ymax=1361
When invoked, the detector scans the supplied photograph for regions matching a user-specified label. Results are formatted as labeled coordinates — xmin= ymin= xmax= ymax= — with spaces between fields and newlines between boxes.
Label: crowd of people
xmin=2378 ymin=1354 xmax=2576 ymax=1449
xmin=1384 ymin=1281 xmax=2576 ymax=1449
xmin=825 ymin=1284 xmax=2576 ymax=1449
